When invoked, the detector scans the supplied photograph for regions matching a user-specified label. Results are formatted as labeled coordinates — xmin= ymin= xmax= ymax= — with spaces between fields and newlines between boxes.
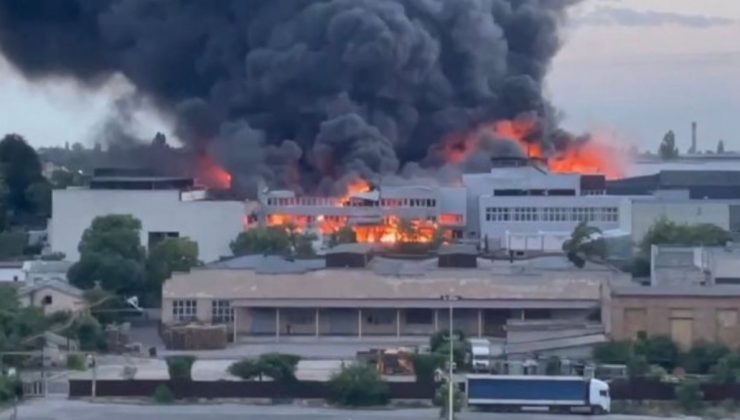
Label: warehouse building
xmin=162 ymin=251 xmax=621 ymax=340
xmin=49 ymin=169 xmax=245 ymax=263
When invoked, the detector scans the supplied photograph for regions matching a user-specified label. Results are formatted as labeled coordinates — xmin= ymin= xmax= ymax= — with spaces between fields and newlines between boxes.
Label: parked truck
xmin=466 ymin=374 xmax=610 ymax=414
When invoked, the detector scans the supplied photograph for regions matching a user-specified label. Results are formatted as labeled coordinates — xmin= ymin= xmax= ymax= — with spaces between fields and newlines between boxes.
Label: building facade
xmin=610 ymin=286 xmax=740 ymax=349
xmin=50 ymin=186 xmax=244 ymax=263
xmin=162 ymin=256 xmax=616 ymax=340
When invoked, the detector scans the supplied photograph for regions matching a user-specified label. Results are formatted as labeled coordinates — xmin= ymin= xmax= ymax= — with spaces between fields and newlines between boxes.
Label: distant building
xmin=610 ymin=285 xmax=740 ymax=349
xmin=49 ymin=169 xmax=245 ymax=263
xmin=162 ymin=252 xmax=624 ymax=341
xmin=650 ymin=244 xmax=740 ymax=287
xmin=22 ymin=260 xmax=73 ymax=284
xmin=0 ymin=262 xmax=25 ymax=283
xmin=608 ymin=170 xmax=740 ymax=199
xmin=18 ymin=280 xmax=86 ymax=315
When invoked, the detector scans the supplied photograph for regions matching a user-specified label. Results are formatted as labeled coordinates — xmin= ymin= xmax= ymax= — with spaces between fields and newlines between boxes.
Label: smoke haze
xmin=0 ymin=0 xmax=578 ymax=195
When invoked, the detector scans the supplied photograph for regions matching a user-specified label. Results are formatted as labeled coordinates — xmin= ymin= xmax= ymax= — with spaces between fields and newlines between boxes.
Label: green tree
xmin=230 ymin=227 xmax=291 ymax=255
xmin=411 ymin=353 xmax=444 ymax=384
xmin=327 ymin=364 xmax=390 ymax=407
xmin=545 ymin=356 xmax=562 ymax=376
xmin=658 ymin=130 xmax=679 ymax=159
xmin=633 ymin=335 xmax=680 ymax=369
xmin=68 ymin=215 xmax=147 ymax=295
xmin=24 ymin=181 xmax=52 ymax=219
xmin=146 ymin=238 xmax=198 ymax=302
xmin=717 ymin=139 xmax=725 ymax=154
xmin=710 ymin=352 xmax=740 ymax=384
xmin=682 ymin=342 xmax=730 ymax=374
xmin=627 ymin=354 xmax=649 ymax=379
xmin=0 ymin=175 xmax=9 ymax=230
xmin=639 ymin=218 xmax=731 ymax=256
xmin=0 ymin=134 xmax=44 ymax=213
xmin=152 ymin=384 xmax=175 ymax=404
xmin=429 ymin=330 xmax=468 ymax=370
xmin=293 ymin=232 xmax=317 ymax=258
xmin=562 ymin=222 xmax=606 ymax=268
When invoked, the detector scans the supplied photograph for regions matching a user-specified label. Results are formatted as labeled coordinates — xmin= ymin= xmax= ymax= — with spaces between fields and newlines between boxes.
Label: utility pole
xmin=441 ymin=295 xmax=461 ymax=420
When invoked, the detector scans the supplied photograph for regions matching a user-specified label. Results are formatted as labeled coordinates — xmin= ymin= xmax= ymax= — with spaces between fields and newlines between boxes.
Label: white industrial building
xmin=49 ymin=171 xmax=245 ymax=263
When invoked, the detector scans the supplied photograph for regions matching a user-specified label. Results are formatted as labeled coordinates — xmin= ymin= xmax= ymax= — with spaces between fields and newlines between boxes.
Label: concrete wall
xmin=50 ymin=189 xmax=244 ymax=263
xmin=631 ymin=201 xmax=730 ymax=245
xmin=0 ymin=267 xmax=24 ymax=283
xmin=611 ymin=295 xmax=740 ymax=349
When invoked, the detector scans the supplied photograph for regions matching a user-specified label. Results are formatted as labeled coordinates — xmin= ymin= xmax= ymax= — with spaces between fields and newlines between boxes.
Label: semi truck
xmin=466 ymin=374 xmax=610 ymax=414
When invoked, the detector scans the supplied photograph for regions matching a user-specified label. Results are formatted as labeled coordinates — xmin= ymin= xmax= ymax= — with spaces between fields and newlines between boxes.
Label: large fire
xmin=196 ymin=155 xmax=232 ymax=189
xmin=440 ymin=119 xmax=625 ymax=179
xmin=264 ymin=180 xmax=441 ymax=245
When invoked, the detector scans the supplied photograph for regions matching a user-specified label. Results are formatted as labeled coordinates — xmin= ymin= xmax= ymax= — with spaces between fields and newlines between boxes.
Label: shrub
xmin=66 ymin=354 xmax=85 ymax=371
xmin=593 ymin=340 xmax=632 ymax=364
xmin=327 ymin=364 xmax=389 ymax=407
xmin=0 ymin=376 xmax=22 ymax=403
xmin=257 ymin=353 xmax=300 ymax=382
xmin=434 ymin=381 xmax=463 ymax=419
xmin=152 ymin=384 xmax=175 ymax=404
xmin=166 ymin=355 xmax=196 ymax=380
xmin=710 ymin=352 xmax=740 ymax=384
xmin=411 ymin=353 xmax=444 ymax=384
xmin=676 ymin=379 xmax=703 ymax=413
xmin=228 ymin=359 xmax=262 ymax=381
xmin=429 ymin=330 xmax=468 ymax=370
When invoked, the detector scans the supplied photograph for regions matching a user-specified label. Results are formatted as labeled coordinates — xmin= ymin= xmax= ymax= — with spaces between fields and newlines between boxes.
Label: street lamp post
xmin=441 ymin=294 xmax=461 ymax=420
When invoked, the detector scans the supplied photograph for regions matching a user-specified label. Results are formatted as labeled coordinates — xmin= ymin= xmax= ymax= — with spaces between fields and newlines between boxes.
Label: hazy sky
xmin=1 ymin=0 xmax=739 ymax=153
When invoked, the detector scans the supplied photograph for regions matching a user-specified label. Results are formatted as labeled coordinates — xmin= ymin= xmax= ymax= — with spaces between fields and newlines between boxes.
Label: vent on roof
xmin=326 ymin=244 xmax=374 ymax=268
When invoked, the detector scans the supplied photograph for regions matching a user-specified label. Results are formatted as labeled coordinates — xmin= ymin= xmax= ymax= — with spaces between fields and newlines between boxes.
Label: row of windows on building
xmin=265 ymin=197 xmax=438 ymax=208
xmin=172 ymin=299 xmax=234 ymax=323
xmin=484 ymin=206 xmax=619 ymax=223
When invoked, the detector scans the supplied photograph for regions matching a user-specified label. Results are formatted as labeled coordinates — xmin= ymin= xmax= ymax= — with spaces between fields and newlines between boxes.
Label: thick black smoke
xmin=0 ymin=0 xmax=577 ymax=196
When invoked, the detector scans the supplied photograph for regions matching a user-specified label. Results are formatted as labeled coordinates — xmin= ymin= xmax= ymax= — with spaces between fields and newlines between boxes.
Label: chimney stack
xmin=690 ymin=121 xmax=697 ymax=154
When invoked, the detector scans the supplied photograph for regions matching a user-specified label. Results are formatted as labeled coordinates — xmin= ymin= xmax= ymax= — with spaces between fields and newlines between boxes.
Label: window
xmin=211 ymin=300 xmax=233 ymax=324
xmin=599 ymin=390 xmax=609 ymax=397
xmin=173 ymin=299 xmax=197 ymax=322
xmin=366 ymin=310 xmax=394 ymax=325
xmin=406 ymin=309 xmax=433 ymax=325
xmin=42 ymin=295 xmax=53 ymax=305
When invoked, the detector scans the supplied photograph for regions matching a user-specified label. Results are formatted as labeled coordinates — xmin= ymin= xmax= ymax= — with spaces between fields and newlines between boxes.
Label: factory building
xmin=252 ymin=159 xmax=631 ymax=252
xmin=49 ymin=169 xmax=245 ymax=263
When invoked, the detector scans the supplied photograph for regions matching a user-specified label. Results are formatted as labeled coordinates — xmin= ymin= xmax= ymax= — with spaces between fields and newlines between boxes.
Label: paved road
xmin=0 ymin=398 xmax=685 ymax=420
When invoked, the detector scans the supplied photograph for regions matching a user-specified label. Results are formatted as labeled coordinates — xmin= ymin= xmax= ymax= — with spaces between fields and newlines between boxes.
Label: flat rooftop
xmin=164 ymin=267 xmax=606 ymax=308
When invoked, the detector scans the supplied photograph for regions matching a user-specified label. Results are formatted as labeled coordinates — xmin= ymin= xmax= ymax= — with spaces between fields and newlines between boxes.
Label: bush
xmin=152 ymin=384 xmax=175 ymax=404
xmin=257 ymin=353 xmax=300 ymax=382
xmin=228 ymin=359 xmax=262 ymax=381
xmin=634 ymin=335 xmax=680 ymax=369
xmin=66 ymin=354 xmax=85 ymax=371
xmin=411 ymin=353 xmax=444 ymax=384
xmin=327 ymin=364 xmax=389 ymax=407
xmin=676 ymin=379 xmax=704 ymax=413
xmin=683 ymin=342 xmax=730 ymax=374
xmin=711 ymin=352 xmax=740 ymax=384
xmin=166 ymin=355 xmax=196 ymax=380
xmin=627 ymin=355 xmax=649 ymax=380
xmin=0 ymin=376 xmax=22 ymax=403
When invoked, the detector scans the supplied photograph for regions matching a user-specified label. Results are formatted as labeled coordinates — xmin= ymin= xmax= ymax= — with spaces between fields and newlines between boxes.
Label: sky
xmin=0 ymin=0 xmax=739 ymax=153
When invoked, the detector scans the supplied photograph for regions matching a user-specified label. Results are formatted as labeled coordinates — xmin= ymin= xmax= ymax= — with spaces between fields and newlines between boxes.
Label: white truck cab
xmin=468 ymin=338 xmax=491 ymax=371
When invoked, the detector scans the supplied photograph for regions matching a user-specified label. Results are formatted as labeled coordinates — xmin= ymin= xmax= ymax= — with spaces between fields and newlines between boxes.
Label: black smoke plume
xmin=0 ymin=0 xmax=578 ymax=196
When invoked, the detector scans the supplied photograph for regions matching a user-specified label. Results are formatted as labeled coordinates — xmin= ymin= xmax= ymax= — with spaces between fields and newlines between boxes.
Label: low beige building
xmin=18 ymin=280 xmax=86 ymax=314
xmin=162 ymin=255 xmax=618 ymax=340
xmin=610 ymin=286 xmax=740 ymax=349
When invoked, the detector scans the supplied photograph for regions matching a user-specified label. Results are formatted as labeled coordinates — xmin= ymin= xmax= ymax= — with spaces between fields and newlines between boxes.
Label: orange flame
xmin=196 ymin=155 xmax=232 ymax=189
xmin=438 ymin=119 xmax=625 ymax=179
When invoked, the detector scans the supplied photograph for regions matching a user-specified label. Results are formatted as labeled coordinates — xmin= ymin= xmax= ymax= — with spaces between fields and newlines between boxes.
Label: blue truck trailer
xmin=466 ymin=374 xmax=610 ymax=414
